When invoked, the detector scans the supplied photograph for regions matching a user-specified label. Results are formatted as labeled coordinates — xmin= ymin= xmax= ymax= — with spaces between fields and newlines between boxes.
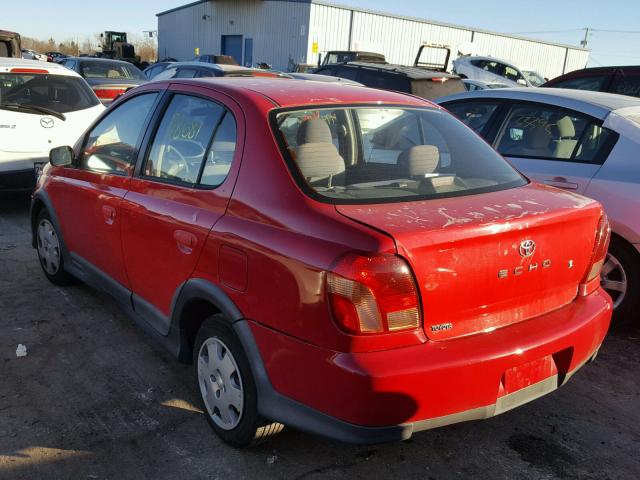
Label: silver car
xmin=453 ymin=56 xmax=532 ymax=87
xmin=437 ymin=88 xmax=640 ymax=328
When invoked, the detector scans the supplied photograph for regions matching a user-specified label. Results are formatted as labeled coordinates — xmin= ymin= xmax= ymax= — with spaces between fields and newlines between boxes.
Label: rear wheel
xmin=193 ymin=317 xmax=283 ymax=447
xmin=36 ymin=210 xmax=73 ymax=286
xmin=602 ymin=237 xmax=640 ymax=329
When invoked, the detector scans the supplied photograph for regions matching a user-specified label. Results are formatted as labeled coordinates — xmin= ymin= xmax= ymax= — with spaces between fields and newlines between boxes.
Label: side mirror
xmin=49 ymin=146 xmax=74 ymax=167
xmin=517 ymin=78 xmax=528 ymax=86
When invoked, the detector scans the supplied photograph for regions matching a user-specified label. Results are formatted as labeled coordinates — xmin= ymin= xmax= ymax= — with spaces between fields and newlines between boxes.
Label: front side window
xmin=144 ymin=94 xmax=236 ymax=187
xmin=445 ymin=101 xmax=499 ymax=134
xmin=81 ymin=93 xmax=158 ymax=174
xmin=272 ymin=107 xmax=526 ymax=203
xmin=496 ymin=104 xmax=612 ymax=163
xmin=503 ymin=66 xmax=524 ymax=83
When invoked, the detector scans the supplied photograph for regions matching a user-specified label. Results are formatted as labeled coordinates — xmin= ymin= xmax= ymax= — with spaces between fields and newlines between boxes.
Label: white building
xmin=157 ymin=0 xmax=589 ymax=79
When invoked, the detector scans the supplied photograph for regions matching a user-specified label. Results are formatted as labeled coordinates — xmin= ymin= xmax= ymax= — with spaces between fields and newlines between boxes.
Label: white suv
xmin=0 ymin=58 xmax=104 ymax=191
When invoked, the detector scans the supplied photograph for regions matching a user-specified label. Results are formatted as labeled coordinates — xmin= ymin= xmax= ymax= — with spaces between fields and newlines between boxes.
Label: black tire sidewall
xmin=193 ymin=317 xmax=262 ymax=448
xmin=609 ymin=237 xmax=640 ymax=329
xmin=36 ymin=210 xmax=73 ymax=286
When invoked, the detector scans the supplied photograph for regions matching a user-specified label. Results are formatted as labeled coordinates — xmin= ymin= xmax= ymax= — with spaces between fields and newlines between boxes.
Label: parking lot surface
xmin=1 ymin=193 xmax=639 ymax=480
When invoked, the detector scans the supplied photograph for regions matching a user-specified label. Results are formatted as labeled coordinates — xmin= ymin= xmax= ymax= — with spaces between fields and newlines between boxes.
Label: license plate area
xmin=500 ymin=355 xmax=558 ymax=396
xmin=34 ymin=162 xmax=47 ymax=181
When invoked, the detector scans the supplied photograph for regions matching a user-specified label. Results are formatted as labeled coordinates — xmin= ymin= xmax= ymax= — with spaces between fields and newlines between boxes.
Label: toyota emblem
xmin=40 ymin=117 xmax=54 ymax=128
xmin=519 ymin=240 xmax=536 ymax=257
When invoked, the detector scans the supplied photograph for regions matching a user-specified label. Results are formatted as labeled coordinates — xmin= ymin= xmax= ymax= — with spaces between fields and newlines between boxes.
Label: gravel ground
xmin=1 ymin=192 xmax=639 ymax=480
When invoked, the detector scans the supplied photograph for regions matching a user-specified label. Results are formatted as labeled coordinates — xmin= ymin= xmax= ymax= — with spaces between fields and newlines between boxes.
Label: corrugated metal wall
xmin=308 ymin=2 xmax=589 ymax=79
xmin=158 ymin=1 xmax=589 ymax=78
xmin=158 ymin=0 xmax=310 ymax=70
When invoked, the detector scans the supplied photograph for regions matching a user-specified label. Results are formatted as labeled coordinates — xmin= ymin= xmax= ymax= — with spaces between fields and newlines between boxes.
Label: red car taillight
xmin=327 ymin=253 xmax=421 ymax=335
xmin=579 ymin=213 xmax=611 ymax=296
xmin=93 ymin=88 xmax=127 ymax=100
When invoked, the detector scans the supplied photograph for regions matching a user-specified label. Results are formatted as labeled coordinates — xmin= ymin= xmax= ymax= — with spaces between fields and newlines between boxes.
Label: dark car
xmin=153 ymin=62 xmax=282 ymax=80
xmin=60 ymin=57 xmax=147 ymax=104
xmin=143 ymin=61 xmax=174 ymax=80
xmin=314 ymin=62 xmax=465 ymax=100
xmin=543 ymin=66 xmax=640 ymax=98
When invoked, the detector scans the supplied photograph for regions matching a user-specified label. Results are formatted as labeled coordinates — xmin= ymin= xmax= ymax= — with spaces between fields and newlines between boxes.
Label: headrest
xmin=555 ymin=116 xmax=576 ymax=138
xmin=295 ymin=143 xmax=345 ymax=180
xmin=398 ymin=145 xmax=440 ymax=176
xmin=297 ymin=119 xmax=332 ymax=145
xmin=524 ymin=127 xmax=551 ymax=149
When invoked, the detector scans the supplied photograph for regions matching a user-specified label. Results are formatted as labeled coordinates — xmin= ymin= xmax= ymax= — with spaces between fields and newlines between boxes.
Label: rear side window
xmin=548 ymin=75 xmax=610 ymax=91
xmin=81 ymin=93 xmax=158 ymax=174
xmin=175 ymin=68 xmax=198 ymax=79
xmin=272 ymin=107 xmax=526 ymax=203
xmin=444 ymin=102 xmax=499 ymax=134
xmin=144 ymin=94 xmax=236 ymax=187
xmin=80 ymin=61 xmax=145 ymax=80
xmin=496 ymin=104 xmax=613 ymax=164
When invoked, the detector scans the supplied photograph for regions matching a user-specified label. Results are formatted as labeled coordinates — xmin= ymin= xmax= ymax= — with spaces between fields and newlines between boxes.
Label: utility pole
xmin=580 ymin=27 xmax=591 ymax=48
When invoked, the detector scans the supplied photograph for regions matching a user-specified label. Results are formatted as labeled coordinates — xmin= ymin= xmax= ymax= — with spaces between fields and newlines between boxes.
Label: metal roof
xmin=338 ymin=62 xmax=458 ymax=79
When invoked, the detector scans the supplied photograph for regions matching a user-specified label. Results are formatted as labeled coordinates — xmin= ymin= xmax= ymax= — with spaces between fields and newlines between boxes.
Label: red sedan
xmin=31 ymin=78 xmax=612 ymax=447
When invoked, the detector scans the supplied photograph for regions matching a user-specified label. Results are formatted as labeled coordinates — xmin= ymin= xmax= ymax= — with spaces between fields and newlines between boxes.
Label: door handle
xmin=174 ymin=230 xmax=197 ymax=255
xmin=101 ymin=205 xmax=117 ymax=225
xmin=543 ymin=177 xmax=578 ymax=190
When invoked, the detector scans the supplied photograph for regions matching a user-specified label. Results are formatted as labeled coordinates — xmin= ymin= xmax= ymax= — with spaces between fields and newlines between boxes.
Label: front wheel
xmin=35 ymin=210 xmax=74 ymax=286
xmin=602 ymin=237 xmax=640 ymax=329
xmin=193 ymin=317 xmax=283 ymax=447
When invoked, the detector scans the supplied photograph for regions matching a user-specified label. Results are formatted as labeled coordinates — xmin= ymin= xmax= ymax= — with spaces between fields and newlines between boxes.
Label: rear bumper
xmin=242 ymin=289 xmax=611 ymax=444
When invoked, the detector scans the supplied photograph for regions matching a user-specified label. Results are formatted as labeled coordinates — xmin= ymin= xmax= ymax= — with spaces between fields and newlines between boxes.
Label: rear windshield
xmin=273 ymin=107 xmax=526 ymax=203
xmin=0 ymin=73 xmax=99 ymax=113
xmin=80 ymin=61 xmax=145 ymax=80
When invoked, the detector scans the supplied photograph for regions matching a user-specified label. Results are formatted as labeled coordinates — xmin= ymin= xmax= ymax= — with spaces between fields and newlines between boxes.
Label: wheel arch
xmin=169 ymin=278 xmax=244 ymax=364
xmin=30 ymin=191 xmax=71 ymax=263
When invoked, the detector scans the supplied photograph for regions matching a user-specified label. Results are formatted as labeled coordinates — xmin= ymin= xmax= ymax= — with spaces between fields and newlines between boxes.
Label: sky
xmin=4 ymin=0 xmax=639 ymax=67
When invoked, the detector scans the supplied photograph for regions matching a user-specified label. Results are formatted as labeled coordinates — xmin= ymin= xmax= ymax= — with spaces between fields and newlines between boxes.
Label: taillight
xmin=10 ymin=68 xmax=49 ymax=74
xmin=327 ymin=253 xmax=421 ymax=335
xmin=93 ymin=88 xmax=127 ymax=100
xmin=429 ymin=77 xmax=449 ymax=83
xmin=580 ymin=213 xmax=611 ymax=296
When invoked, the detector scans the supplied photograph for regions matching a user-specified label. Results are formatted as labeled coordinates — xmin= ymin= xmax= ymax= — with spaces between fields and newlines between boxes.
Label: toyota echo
xmin=31 ymin=78 xmax=612 ymax=447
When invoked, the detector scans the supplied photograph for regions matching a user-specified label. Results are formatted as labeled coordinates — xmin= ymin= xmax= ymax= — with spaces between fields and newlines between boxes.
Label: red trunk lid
xmin=336 ymin=184 xmax=602 ymax=340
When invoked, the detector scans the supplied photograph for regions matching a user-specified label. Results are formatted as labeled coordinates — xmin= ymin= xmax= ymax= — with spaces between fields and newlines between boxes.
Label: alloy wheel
xmin=601 ymin=252 xmax=627 ymax=309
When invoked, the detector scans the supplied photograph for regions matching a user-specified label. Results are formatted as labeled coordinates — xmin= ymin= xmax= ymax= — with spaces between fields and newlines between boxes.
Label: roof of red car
xmin=166 ymin=77 xmax=433 ymax=108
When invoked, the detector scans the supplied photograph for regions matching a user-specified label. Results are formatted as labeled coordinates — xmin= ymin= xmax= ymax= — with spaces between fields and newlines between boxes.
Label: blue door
xmin=221 ymin=35 xmax=243 ymax=65
xmin=244 ymin=38 xmax=253 ymax=67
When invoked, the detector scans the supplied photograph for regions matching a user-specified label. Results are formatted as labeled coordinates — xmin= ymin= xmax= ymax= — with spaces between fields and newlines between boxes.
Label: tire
xmin=602 ymin=237 xmax=640 ymax=330
xmin=193 ymin=316 xmax=283 ymax=447
xmin=35 ymin=209 xmax=74 ymax=286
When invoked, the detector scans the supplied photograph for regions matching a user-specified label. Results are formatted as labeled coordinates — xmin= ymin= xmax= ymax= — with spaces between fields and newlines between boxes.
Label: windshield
xmin=80 ymin=61 xmax=145 ymax=80
xmin=522 ymin=70 xmax=545 ymax=86
xmin=273 ymin=107 xmax=526 ymax=203
xmin=0 ymin=73 xmax=99 ymax=113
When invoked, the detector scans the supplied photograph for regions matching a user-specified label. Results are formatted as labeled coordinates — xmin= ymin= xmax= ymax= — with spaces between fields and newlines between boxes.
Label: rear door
xmin=120 ymin=85 xmax=243 ymax=334
xmin=493 ymin=102 xmax=614 ymax=193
